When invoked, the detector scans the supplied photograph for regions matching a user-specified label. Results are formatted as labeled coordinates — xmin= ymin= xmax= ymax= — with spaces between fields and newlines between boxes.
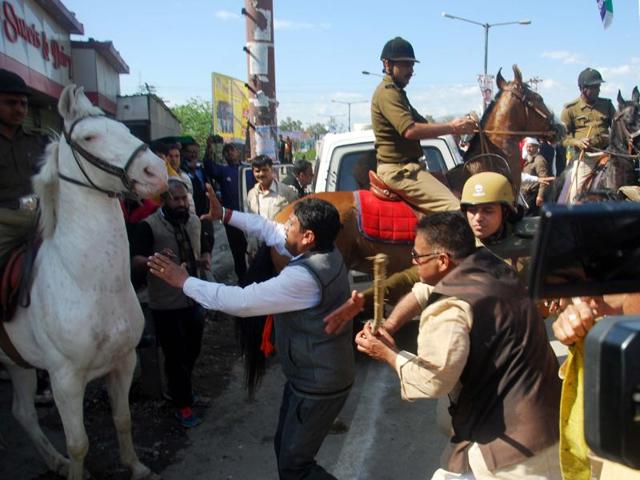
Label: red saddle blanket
xmin=355 ymin=190 xmax=417 ymax=244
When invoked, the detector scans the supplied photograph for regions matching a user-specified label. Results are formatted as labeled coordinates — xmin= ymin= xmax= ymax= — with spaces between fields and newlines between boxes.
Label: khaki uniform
xmin=372 ymin=75 xmax=459 ymax=214
xmin=0 ymin=127 xmax=46 ymax=266
xmin=560 ymin=96 xmax=615 ymax=151
xmin=560 ymin=96 xmax=615 ymax=203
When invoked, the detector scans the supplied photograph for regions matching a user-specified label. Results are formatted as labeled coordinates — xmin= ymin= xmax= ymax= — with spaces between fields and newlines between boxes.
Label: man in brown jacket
xmin=355 ymin=212 xmax=562 ymax=479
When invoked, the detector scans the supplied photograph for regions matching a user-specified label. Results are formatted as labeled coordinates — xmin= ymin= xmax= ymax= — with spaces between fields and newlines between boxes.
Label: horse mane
xmin=32 ymin=139 xmax=60 ymax=238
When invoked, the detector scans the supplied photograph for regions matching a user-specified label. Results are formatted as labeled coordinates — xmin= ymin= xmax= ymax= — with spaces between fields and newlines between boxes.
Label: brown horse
xmin=451 ymin=64 xmax=555 ymax=195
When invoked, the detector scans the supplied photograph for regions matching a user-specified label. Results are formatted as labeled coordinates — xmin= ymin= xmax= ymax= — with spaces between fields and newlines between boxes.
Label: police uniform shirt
xmin=371 ymin=75 xmax=426 ymax=163
xmin=560 ymin=96 xmax=615 ymax=150
xmin=0 ymin=127 xmax=45 ymax=203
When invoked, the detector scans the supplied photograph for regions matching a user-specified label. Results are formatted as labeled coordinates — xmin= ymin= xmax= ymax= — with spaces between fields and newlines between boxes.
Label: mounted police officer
xmin=372 ymin=37 xmax=475 ymax=215
xmin=558 ymin=68 xmax=616 ymax=203
xmin=561 ymin=68 xmax=615 ymax=153
xmin=0 ymin=69 xmax=48 ymax=268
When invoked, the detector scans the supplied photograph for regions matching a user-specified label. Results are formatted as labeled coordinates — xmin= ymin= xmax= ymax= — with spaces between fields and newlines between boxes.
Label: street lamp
xmin=331 ymin=99 xmax=368 ymax=132
xmin=361 ymin=70 xmax=384 ymax=78
xmin=442 ymin=12 xmax=531 ymax=76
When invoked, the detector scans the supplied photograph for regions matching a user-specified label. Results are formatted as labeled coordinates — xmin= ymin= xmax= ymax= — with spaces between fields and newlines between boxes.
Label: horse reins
xmin=585 ymin=108 xmax=640 ymax=159
xmin=59 ymin=114 xmax=148 ymax=198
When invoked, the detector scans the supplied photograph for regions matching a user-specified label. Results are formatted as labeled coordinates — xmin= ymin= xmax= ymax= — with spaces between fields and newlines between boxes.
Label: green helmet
xmin=380 ymin=37 xmax=419 ymax=62
xmin=460 ymin=172 xmax=515 ymax=211
xmin=578 ymin=68 xmax=605 ymax=88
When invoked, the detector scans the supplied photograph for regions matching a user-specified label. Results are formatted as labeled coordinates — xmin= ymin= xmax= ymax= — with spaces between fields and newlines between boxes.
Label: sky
xmin=62 ymin=0 xmax=640 ymax=130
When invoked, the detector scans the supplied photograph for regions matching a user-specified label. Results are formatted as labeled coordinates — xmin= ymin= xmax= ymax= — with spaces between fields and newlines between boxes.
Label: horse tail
xmin=32 ymin=140 xmax=60 ymax=238
xmin=236 ymin=244 xmax=277 ymax=399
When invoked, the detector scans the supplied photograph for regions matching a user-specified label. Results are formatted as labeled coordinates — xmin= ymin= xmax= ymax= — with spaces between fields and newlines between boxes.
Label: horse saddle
xmin=368 ymin=169 xmax=452 ymax=204
xmin=355 ymin=189 xmax=417 ymax=244
xmin=369 ymin=170 xmax=401 ymax=201
xmin=1 ymin=238 xmax=40 ymax=323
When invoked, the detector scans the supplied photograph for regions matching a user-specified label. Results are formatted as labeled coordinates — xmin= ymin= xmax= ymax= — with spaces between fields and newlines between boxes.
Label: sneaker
xmin=192 ymin=393 xmax=211 ymax=408
xmin=34 ymin=389 xmax=54 ymax=407
xmin=175 ymin=407 xmax=202 ymax=428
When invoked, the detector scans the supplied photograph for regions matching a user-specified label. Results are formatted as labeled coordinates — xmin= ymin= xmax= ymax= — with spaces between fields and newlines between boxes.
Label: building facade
xmin=0 ymin=0 xmax=128 ymax=131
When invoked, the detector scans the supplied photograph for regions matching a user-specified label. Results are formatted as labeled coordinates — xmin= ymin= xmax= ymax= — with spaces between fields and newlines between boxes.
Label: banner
xmin=597 ymin=0 xmax=614 ymax=29
xmin=212 ymin=73 xmax=249 ymax=143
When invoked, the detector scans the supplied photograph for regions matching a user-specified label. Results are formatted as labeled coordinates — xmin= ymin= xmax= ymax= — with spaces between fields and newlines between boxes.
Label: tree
xmin=171 ymin=98 xmax=212 ymax=146
xmin=279 ymin=116 xmax=303 ymax=132
xmin=305 ymin=122 xmax=328 ymax=141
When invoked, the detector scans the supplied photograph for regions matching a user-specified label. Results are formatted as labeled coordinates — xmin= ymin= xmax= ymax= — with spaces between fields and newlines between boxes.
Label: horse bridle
xmin=475 ymin=86 xmax=555 ymax=137
xmin=59 ymin=114 xmax=149 ymax=198
xmin=611 ymin=106 xmax=640 ymax=156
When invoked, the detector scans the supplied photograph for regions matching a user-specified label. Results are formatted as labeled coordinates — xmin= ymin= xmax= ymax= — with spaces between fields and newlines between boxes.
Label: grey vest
xmin=144 ymin=210 xmax=201 ymax=310
xmin=275 ymin=247 xmax=354 ymax=397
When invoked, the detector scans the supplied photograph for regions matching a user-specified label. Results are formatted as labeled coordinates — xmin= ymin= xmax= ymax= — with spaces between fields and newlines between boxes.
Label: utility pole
xmin=242 ymin=0 xmax=277 ymax=159
xmin=331 ymin=99 xmax=367 ymax=132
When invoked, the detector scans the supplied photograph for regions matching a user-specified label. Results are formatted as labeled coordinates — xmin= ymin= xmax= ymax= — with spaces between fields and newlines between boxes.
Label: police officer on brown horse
xmin=372 ymin=37 xmax=475 ymax=214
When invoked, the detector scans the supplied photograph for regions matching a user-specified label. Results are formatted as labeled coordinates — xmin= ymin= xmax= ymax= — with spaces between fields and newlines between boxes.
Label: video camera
xmin=529 ymin=202 xmax=640 ymax=469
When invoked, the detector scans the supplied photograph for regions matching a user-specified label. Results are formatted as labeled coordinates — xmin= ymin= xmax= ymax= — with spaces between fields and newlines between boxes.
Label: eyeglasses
xmin=410 ymin=249 xmax=442 ymax=264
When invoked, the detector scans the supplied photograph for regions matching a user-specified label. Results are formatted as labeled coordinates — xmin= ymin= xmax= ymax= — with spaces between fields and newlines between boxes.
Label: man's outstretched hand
xmin=200 ymin=183 xmax=223 ymax=222
xmin=323 ymin=290 xmax=365 ymax=334
xmin=148 ymin=253 xmax=189 ymax=289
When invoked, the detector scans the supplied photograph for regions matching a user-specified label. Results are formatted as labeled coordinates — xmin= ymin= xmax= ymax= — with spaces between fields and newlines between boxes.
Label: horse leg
xmin=106 ymin=350 xmax=155 ymax=480
xmin=7 ymin=365 xmax=70 ymax=476
xmin=49 ymin=369 xmax=89 ymax=480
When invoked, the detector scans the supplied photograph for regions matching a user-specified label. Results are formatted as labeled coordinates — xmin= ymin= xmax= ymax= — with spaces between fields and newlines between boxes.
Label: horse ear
xmin=58 ymin=84 xmax=82 ymax=122
xmin=617 ymin=90 xmax=625 ymax=107
xmin=632 ymin=86 xmax=640 ymax=104
xmin=496 ymin=68 xmax=507 ymax=90
xmin=512 ymin=65 xmax=523 ymax=85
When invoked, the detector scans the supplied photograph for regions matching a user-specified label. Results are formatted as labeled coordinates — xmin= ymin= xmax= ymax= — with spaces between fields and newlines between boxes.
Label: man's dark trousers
xmin=274 ymin=381 xmax=349 ymax=480
xmin=224 ymin=224 xmax=247 ymax=279
xmin=152 ymin=306 xmax=204 ymax=408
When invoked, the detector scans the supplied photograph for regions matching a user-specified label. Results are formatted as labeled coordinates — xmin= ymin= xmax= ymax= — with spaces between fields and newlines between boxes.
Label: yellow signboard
xmin=212 ymin=72 xmax=249 ymax=143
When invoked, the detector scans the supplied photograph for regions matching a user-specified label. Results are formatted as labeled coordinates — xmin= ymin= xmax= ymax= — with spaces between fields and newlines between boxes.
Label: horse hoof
xmin=131 ymin=464 xmax=160 ymax=480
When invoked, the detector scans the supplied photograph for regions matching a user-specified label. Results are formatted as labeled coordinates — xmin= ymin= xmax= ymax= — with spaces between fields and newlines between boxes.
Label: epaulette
xmin=563 ymin=98 xmax=580 ymax=109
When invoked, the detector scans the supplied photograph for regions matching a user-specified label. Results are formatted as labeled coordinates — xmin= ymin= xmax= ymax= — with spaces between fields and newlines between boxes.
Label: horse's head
xmin=495 ymin=65 xmax=555 ymax=139
xmin=613 ymin=87 xmax=640 ymax=154
xmin=57 ymin=85 xmax=167 ymax=199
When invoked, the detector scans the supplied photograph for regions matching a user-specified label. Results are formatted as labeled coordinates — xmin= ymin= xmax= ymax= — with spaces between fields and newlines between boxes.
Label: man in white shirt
xmin=147 ymin=186 xmax=353 ymax=480
xmin=246 ymin=155 xmax=298 ymax=219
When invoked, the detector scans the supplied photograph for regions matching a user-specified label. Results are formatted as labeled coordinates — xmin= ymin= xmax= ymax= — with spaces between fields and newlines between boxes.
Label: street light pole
xmin=361 ymin=70 xmax=384 ymax=78
xmin=442 ymin=12 xmax=530 ymax=110
xmin=442 ymin=12 xmax=531 ymax=76
xmin=331 ymin=99 xmax=368 ymax=132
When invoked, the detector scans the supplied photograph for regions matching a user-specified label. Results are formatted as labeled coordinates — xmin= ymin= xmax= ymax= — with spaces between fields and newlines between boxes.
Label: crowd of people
xmin=1 ymin=30 xmax=639 ymax=480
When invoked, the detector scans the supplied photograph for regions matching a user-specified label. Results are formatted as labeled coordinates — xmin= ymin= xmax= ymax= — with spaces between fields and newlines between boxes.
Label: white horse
xmin=0 ymin=85 xmax=167 ymax=479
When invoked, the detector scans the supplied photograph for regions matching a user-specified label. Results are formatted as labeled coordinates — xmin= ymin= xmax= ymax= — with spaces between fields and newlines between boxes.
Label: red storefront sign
xmin=2 ymin=1 xmax=71 ymax=70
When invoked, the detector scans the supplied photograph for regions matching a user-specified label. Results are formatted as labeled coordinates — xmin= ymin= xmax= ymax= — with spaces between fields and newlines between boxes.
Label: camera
xmin=529 ymin=202 xmax=640 ymax=469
